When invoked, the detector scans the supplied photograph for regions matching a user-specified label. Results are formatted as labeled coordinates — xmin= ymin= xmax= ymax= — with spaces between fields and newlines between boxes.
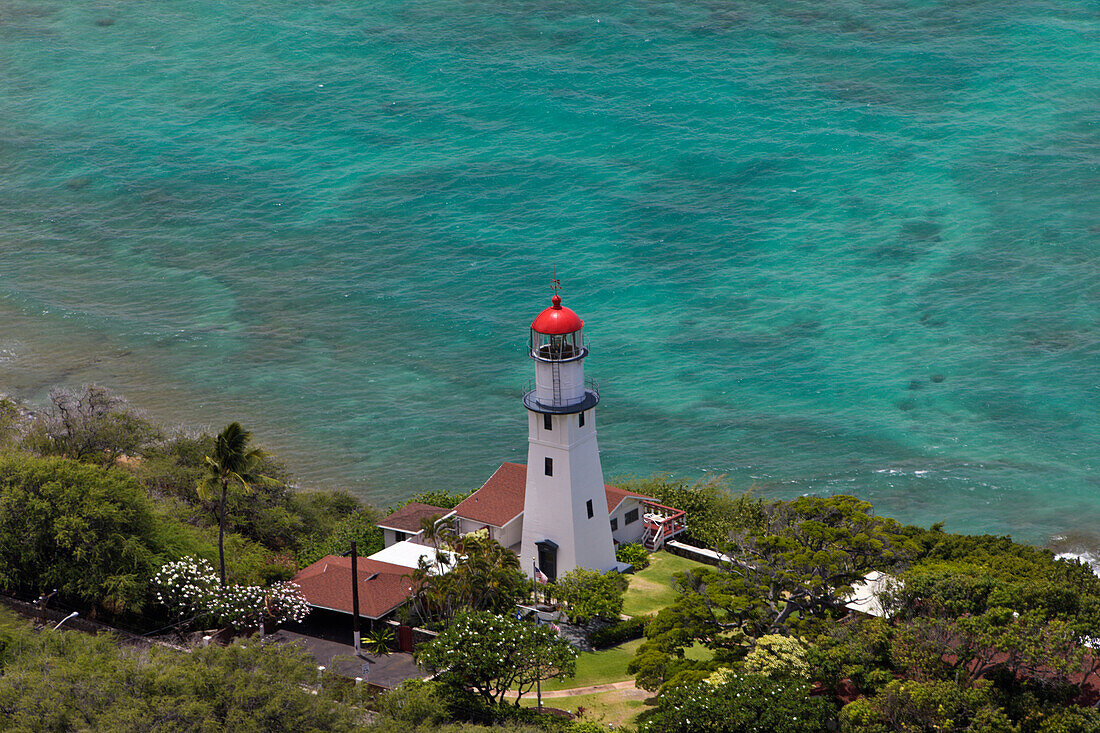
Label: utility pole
xmin=351 ymin=540 xmax=361 ymax=654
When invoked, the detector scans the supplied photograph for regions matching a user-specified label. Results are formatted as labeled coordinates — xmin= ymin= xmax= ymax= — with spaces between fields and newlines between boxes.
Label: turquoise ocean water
xmin=0 ymin=0 xmax=1097 ymax=544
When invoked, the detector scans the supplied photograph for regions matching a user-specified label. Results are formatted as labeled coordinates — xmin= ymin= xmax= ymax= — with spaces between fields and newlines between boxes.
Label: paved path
xmin=509 ymin=679 xmax=638 ymax=699
xmin=267 ymin=629 xmax=424 ymax=689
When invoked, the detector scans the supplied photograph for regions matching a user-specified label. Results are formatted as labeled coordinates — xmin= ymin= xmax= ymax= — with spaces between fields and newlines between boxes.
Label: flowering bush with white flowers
xmin=154 ymin=557 xmax=220 ymax=623
xmin=265 ymin=581 xmax=311 ymax=624
xmin=640 ymin=674 xmax=832 ymax=733
xmin=154 ymin=557 xmax=310 ymax=630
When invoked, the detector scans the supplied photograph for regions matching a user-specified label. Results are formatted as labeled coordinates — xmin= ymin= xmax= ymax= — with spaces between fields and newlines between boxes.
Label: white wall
xmin=455 ymin=515 xmax=522 ymax=549
xmin=496 ymin=514 xmax=524 ymax=550
xmin=382 ymin=528 xmax=420 ymax=548
xmin=534 ymin=358 xmax=586 ymax=407
xmin=520 ymin=406 xmax=617 ymax=579
xmin=609 ymin=498 xmax=646 ymax=545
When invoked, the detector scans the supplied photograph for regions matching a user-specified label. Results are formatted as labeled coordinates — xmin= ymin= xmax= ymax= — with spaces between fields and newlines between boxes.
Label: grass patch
xmin=516 ymin=638 xmax=643 ymax=692
xmin=622 ymin=550 xmax=710 ymax=617
xmin=519 ymin=688 xmax=650 ymax=728
xmin=684 ymin=642 xmax=713 ymax=662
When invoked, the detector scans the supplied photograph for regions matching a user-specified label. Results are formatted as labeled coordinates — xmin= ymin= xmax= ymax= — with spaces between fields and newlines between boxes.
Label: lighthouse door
xmin=536 ymin=540 xmax=558 ymax=582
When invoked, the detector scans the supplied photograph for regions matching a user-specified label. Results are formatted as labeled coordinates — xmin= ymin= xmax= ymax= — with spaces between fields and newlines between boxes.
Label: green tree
xmin=0 ymin=454 xmax=166 ymax=614
xmin=297 ymin=510 xmax=384 ymax=567
xmin=397 ymin=488 xmax=473 ymax=510
xmin=410 ymin=534 xmax=528 ymax=625
xmin=838 ymin=679 xmax=1013 ymax=733
xmin=417 ymin=611 xmax=576 ymax=708
xmin=375 ymin=679 xmax=450 ymax=728
xmin=22 ymin=385 xmax=158 ymax=466
xmin=554 ymin=567 xmax=627 ymax=623
xmin=197 ymin=422 xmax=268 ymax=587
xmin=721 ymin=495 xmax=914 ymax=635
xmin=630 ymin=495 xmax=911 ymax=691
xmin=808 ymin=617 xmax=896 ymax=697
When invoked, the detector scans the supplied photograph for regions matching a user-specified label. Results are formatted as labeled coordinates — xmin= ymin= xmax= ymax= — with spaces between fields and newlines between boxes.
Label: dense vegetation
xmin=617 ymin=476 xmax=1100 ymax=733
xmin=0 ymin=609 xmax=594 ymax=733
xmin=2 ymin=387 xmax=1100 ymax=732
xmin=0 ymin=388 xmax=474 ymax=631
xmin=0 ymin=611 xmax=363 ymax=732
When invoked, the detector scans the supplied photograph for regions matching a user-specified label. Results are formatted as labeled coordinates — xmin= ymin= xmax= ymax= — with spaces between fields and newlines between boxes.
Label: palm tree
xmin=364 ymin=628 xmax=394 ymax=656
xmin=197 ymin=422 xmax=267 ymax=587
xmin=418 ymin=513 xmax=455 ymax=574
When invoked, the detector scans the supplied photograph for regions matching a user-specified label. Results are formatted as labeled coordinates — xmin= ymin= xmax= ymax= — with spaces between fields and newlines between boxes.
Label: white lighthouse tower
xmin=519 ymin=289 xmax=618 ymax=581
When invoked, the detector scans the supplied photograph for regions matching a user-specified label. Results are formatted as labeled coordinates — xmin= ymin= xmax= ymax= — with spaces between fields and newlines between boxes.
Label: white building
xmin=515 ymin=292 xmax=618 ymax=579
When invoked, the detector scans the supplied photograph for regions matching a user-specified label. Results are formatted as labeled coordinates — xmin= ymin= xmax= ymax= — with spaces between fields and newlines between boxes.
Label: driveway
xmin=267 ymin=629 xmax=424 ymax=689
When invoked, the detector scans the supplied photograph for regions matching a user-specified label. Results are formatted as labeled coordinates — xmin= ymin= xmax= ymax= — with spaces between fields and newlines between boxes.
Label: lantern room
xmin=529 ymin=295 xmax=587 ymax=362
xmin=523 ymin=292 xmax=599 ymax=415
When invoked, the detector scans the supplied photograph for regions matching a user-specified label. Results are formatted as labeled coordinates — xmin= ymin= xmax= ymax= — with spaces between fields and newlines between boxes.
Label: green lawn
xmin=684 ymin=641 xmax=713 ymax=662
xmin=516 ymin=638 xmax=643 ymax=692
xmin=519 ymin=688 xmax=650 ymax=728
xmin=621 ymin=550 xmax=710 ymax=617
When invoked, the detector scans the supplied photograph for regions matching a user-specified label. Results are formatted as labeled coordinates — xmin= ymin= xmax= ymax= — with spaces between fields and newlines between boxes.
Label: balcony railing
xmin=521 ymin=378 xmax=600 ymax=414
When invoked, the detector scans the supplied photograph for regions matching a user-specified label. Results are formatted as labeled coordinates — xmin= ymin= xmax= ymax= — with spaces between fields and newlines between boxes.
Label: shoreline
xmin=4 ymin=383 xmax=1097 ymax=563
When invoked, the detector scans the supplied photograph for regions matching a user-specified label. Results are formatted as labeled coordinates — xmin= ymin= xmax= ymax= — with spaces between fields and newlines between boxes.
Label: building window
xmin=545 ymin=457 xmax=553 ymax=476
xmin=579 ymin=411 xmax=585 ymax=428
xmin=543 ymin=413 xmax=553 ymax=431
xmin=586 ymin=499 xmax=594 ymax=519
xmin=610 ymin=518 xmax=618 ymax=531
xmin=394 ymin=530 xmax=407 ymax=542
xmin=625 ymin=509 xmax=639 ymax=525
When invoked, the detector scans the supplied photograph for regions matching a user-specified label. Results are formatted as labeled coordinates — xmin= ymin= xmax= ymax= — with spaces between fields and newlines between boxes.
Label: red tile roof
xmin=292 ymin=555 xmax=415 ymax=620
xmin=453 ymin=462 xmax=657 ymax=527
xmin=377 ymin=502 xmax=451 ymax=533
xmin=453 ymin=462 xmax=528 ymax=527
xmin=604 ymin=484 xmax=657 ymax=514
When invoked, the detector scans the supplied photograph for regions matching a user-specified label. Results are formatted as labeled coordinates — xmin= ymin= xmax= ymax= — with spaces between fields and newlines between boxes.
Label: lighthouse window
xmin=586 ymin=499 xmax=594 ymax=519
xmin=578 ymin=412 xmax=585 ymax=428
xmin=545 ymin=457 xmax=553 ymax=476
xmin=625 ymin=509 xmax=639 ymax=525
xmin=543 ymin=413 xmax=553 ymax=431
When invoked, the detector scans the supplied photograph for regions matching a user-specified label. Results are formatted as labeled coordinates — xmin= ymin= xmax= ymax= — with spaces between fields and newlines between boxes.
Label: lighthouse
xmin=519 ymin=289 xmax=618 ymax=581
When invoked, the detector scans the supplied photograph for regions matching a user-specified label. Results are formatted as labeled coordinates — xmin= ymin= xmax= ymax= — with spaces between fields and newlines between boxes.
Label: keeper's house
xmin=379 ymin=462 xmax=676 ymax=559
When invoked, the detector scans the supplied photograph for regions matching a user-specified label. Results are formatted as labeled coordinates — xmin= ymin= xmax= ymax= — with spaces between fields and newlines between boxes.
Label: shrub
xmin=554 ymin=568 xmax=627 ymax=623
xmin=839 ymin=679 xmax=1007 ymax=733
xmin=0 ymin=454 xmax=168 ymax=614
xmin=590 ymin=615 xmax=651 ymax=649
xmin=616 ymin=542 xmax=650 ymax=570
xmin=742 ymin=634 xmax=811 ymax=680
xmin=21 ymin=385 xmax=158 ymax=466
xmin=0 ymin=619 xmax=360 ymax=732
xmin=377 ymin=680 xmax=450 ymax=727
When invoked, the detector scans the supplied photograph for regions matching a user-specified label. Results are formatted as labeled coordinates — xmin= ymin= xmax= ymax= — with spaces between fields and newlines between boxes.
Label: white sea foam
xmin=1055 ymin=552 xmax=1100 ymax=577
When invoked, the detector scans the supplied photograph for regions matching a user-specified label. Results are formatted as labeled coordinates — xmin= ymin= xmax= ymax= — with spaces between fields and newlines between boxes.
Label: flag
xmin=533 ymin=565 xmax=549 ymax=584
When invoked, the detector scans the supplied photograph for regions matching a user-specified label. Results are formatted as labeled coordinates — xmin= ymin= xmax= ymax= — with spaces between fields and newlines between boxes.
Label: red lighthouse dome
xmin=531 ymin=294 xmax=584 ymax=335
